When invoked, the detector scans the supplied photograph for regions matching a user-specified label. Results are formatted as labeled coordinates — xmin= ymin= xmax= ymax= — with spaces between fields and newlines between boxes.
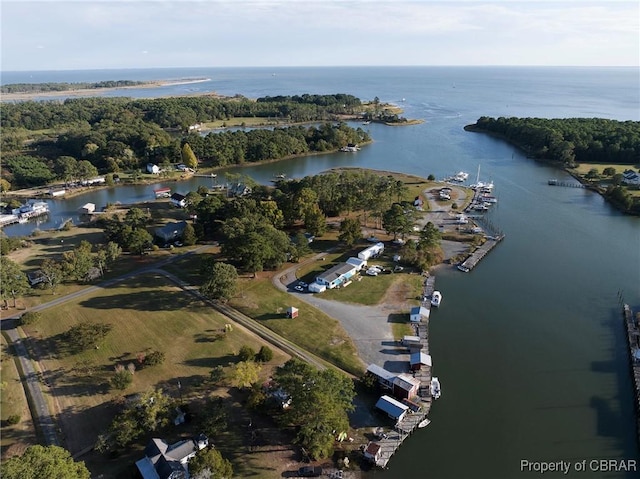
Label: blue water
xmin=2 ymin=66 xmax=639 ymax=478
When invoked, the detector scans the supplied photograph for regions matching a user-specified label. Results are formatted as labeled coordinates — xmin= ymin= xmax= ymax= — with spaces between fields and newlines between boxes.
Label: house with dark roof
xmin=170 ymin=193 xmax=187 ymax=208
xmin=136 ymin=434 xmax=208 ymax=479
xmin=315 ymin=262 xmax=358 ymax=289
xmin=155 ymin=221 xmax=188 ymax=243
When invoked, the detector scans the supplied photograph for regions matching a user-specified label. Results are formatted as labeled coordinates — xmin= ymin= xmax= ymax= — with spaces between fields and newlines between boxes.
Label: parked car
xmin=298 ymin=281 xmax=308 ymax=288
xmin=298 ymin=466 xmax=322 ymax=477
xmin=294 ymin=285 xmax=304 ymax=292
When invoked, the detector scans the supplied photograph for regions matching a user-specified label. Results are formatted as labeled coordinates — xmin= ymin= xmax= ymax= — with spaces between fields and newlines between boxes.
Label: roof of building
xmin=171 ymin=193 xmax=186 ymax=201
xmin=138 ymin=436 xmax=207 ymax=479
xmin=410 ymin=306 xmax=430 ymax=315
xmin=393 ymin=373 xmax=421 ymax=391
xmin=155 ymin=221 xmax=188 ymax=238
xmin=317 ymin=262 xmax=356 ymax=283
xmin=365 ymin=442 xmax=381 ymax=455
xmin=367 ymin=364 xmax=396 ymax=382
xmin=375 ymin=395 xmax=409 ymax=419
xmin=410 ymin=351 xmax=432 ymax=367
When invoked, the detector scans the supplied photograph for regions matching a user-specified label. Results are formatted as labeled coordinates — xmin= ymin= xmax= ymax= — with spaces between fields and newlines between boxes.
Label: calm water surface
xmin=2 ymin=67 xmax=639 ymax=478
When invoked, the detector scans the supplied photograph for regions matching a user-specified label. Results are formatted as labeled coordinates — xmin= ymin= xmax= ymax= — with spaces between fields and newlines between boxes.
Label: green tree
xmin=303 ymin=203 xmax=326 ymax=237
xmin=255 ymin=345 xmax=274 ymax=362
xmin=182 ymin=222 xmax=197 ymax=246
xmin=199 ymin=396 xmax=228 ymax=438
xmin=189 ymin=447 xmax=233 ymax=479
xmin=200 ymin=261 xmax=238 ymax=301
xmin=54 ymin=156 xmax=78 ymax=183
xmin=125 ymin=228 xmax=153 ymax=254
xmin=232 ymin=360 xmax=261 ymax=389
xmin=338 ymin=217 xmax=362 ymax=246
xmin=0 ymin=257 xmax=29 ymax=308
xmin=603 ymin=167 xmax=616 ymax=176
xmin=123 ymin=207 xmax=150 ymax=229
xmin=382 ymin=204 xmax=415 ymax=240
xmin=74 ymin=160 xmax=99 ymax=181
xmin=181 ymin=142 xmax=198 ymax=170
xmin=0 ymin=445 xmax=90 ymax=479
xmin=40 ymin=257 xmax=66 ymax=294
xmin=62 ymin=240 xmax=94 ymax=282
xmin=238 ymin=345 xmax=256 ymax=362
xmin=110 ymin=367 xmax=133 ymax=390
xmin=0 ymin=178 xmax=11 ymax=192
xmin=65 ymin=322 xmax=112 ymax=354
xmin=419 ymin=221 xmax=441 ymax=249
xmin=105 ymin=241 xmax=122 ymax=264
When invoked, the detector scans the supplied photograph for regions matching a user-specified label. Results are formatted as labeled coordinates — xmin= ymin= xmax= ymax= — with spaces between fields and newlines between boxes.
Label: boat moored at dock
xmin=431 ymin=291 xmax=442 ymax=307
xmin=430 ymin=377 xmax=441 ymax=399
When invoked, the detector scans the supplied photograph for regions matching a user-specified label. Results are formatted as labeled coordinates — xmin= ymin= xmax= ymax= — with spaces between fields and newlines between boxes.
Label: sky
xmin=1 ymin=0 xmax=638 ymax=71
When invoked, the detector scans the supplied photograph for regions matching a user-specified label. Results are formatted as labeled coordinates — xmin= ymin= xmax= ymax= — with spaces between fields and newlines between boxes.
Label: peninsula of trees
xmin=0 ymin=94 xmax=371 ymax=189
xmin=1 ymin=80 xmax=146 ymax=94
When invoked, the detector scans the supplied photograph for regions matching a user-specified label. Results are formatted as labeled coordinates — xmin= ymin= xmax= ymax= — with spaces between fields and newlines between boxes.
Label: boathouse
xmin=366 ymin=364 xmax=395 ymax=390
xmin=392 ymin=374 xmax=421 ymax=400
xmin=154 ymin=187 xmax=171 ymax=199
xmin=410 ymin=351 xmax=432 ymax=371
xmin=315 ymin=263 xmax=358 ymax=289
xmin=410 ymin=306 xmax=430 ymax=323
xmin=79 ymin=203 xmax=96 ymax=214
xmin=375 ymin=395 xmax=409 ymax=422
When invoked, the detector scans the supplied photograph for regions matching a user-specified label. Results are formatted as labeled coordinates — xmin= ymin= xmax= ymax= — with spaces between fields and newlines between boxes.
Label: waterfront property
xmin=146 ymin=163 xmax=160 ymax=174
xmin=375 ymin=395 xmax=410 ymax=421
xmin=410 ymin=351 xmax=432 ymax=371
xmin=410 ymin=305 xmax=429 ymax=323
xmin=170 ymin=193 xmax=187 ymax=208
xmin=154 ymin=187 xmax=172 ymax=199
xmin=78 ymin=203 xmax=96 ymax=214
xmin=392 ymin=374 xmax=421 ymax=400
xmin=315 ymin=262 xmax=358 ymax=289
xmin=367 ymin=364 xmax=396 ymax=390
xmin=155 ymin=221 xmax=188 ymax=243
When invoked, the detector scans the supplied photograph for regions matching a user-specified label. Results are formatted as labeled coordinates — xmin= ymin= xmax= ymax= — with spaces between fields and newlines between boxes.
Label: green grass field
xmin=0 ymin=334 xmax=37 ymax=459
xmin=230 ymin=278 xmax=365 ymax=376
xmin=21 ymin=273 xmax=288 ymax=455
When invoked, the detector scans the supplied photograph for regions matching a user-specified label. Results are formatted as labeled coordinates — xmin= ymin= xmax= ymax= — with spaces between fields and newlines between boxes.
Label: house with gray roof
xmin=136 ymin=434 xmax=208 ymax=479
xmin=315 ymin=262 xmax=358 ymax=289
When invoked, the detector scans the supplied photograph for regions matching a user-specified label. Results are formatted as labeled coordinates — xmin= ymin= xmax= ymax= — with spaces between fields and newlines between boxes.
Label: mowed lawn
xmin=22 ymin=273 xmax=288 ymax=454
xmin=1 ymin=334 xmax=37 ymax=459
xmin=231 ymin=278 xmax=365 ymax=376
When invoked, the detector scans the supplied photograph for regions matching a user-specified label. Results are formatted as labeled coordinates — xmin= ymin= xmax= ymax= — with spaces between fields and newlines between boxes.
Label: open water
xmin=2 ymin=66 xmax=639 ymax=478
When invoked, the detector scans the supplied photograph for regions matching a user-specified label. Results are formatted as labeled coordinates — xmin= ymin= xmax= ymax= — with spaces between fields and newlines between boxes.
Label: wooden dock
xmin=548 ymin=179 xmax=585 ymax=188
xmin=459 ymin=234 xmax=505 ymax=272
xmin=622 ymin=304 xmax=640 ymax=446
xmin=373 ymin=275 xmax=436 ymax=468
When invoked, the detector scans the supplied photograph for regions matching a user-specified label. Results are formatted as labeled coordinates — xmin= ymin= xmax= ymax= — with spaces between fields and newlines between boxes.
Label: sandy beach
xmin=0 ymin=78 xmax=214 ymax=102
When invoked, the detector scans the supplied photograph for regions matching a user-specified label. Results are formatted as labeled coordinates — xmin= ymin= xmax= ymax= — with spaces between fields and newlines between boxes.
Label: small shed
xmin=364 ymin=442 xmax=382 ymax=463
xmin=402 ymin=335 xmax=421 ymax=348
xmin=146 ymin=163 xmax=160 ymax=174
xmin=410 ymin=306 xmax=430 ymax=323
xmin=392 ymin=374 xmax=421 ymax=400
xmin=286 ymin=306 xmax=299 ymax=319
xmin=170 ymin=193 xmax=187 ymax=208
xmin=308 ymin=282 xmax=327 ymax=294
xmin=375 ymin=395 xmax=409 ymax=421
xmin=79 ymin=203 xmax=96 ymax=214
xmin=410 ymin=351 xmax=432 ymax=371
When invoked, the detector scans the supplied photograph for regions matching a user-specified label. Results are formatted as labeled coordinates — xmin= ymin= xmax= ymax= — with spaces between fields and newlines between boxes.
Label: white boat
xmin=430 ymin=291 xmax=442 ymax=307
xmin=453 ymin=171 xmax=469 ymax=182
xmin=457 ymin=265 xmax=470 ymax=273
xmin=418 ymin=418 xmax=431 ymax=428
xmin=430 ymin=377 xmax=441 ymax=399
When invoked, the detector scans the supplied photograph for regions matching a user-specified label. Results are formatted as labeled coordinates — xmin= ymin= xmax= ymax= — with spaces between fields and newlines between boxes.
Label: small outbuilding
xmin=392 ymin=374 xmax=421 ymax=400
xmin=364 ymin=442 xmax=382 ymax=463
xmin=375 ymin=395 xmax=409 ymax=422
xmin=146 ymin=163 xmax=160 ymax=174
xmin=402 ymin=335 xmax=422 ymax=349
xmin=308 ymin=282 xmax=327 ymax=294
xmin=154 ymin=187 xmax=171 ymax=199
xmin=410 ymin=351 xmax=432 ymax=371
xmin=410 ymin=306 xmax=430 ymax=323
xmin=170 ymin=193 xmax=187 ymax=208
xmin=346 ymin=257 xmax=367 ymax=271
xmin=366 ymin=364 xmax=395 ymax=390
xmin=286 ymin=306 xmax=299 ymax=319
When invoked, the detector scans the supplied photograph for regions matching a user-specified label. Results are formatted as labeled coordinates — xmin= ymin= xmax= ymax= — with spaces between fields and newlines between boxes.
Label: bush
xmin=7 ymin=414 xmax=21 ymax=425
xmin=111 ymin=369 xmax=133 ymax=390
xmin=144 ymin=350 xmax=165 ymax=367
xmin=238 ymin=345 xmax=256 ymax=362
xmin=19 ymin=311 xmax=42 ymax=326
xmin=255 ymin=345 xmax=273 ymax=362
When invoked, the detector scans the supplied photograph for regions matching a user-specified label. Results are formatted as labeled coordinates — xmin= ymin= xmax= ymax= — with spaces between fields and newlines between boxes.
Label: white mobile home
xmin=358 ymin=242 xmax=384 ymax=261
xmin=315 ymin=262 xmax=358 ymax=289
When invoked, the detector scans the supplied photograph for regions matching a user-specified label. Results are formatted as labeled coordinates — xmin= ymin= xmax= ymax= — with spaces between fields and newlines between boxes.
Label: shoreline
xmin=0 ymin=78 xmax=213 ymax=102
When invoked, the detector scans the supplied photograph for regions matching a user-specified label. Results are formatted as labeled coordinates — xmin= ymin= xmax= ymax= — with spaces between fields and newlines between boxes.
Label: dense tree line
xmin=1 ymin=95 xmax=371 ymax=188
xmin=466 ymin=117 xmax=640 ymax=165
xmin=1 ymin=80 xmax=144 ymax=94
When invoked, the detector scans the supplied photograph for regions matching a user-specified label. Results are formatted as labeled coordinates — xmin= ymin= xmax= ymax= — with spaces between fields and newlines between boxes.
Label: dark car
xmin=298 ymin=466 xmax=322 ymax=477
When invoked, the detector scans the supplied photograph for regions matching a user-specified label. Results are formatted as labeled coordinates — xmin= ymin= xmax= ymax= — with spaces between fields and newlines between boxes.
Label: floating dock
xmin=372 ymin=275 xmax=436 ymax=468
xmin=623 ymin=304 xmax=640 ymax=446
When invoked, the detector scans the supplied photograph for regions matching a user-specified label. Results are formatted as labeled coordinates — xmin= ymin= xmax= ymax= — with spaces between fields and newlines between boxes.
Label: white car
xmin=294 ymin=285 xmax=304 ymax=292
xmin=366 ymin=269 xmax=379 ymax=276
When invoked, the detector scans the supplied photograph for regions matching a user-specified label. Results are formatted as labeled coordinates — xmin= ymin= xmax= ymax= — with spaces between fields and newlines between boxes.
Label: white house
xmin=410 ymin=305 xmax=430 ymax=323
xmin=358 ymin=242 xmax=384 ymax=261
xmin=136 ymin=434 xmax=208 ymax=479
xmin=79 ymin=203 xmax=95 ymax=214
xmin=315 ymin=262 xmax=358 ymax=289
xmin=146 ymin=163 xmax=160 ymax=174
xmin=346 ymin=257 xmax=367 ymax=270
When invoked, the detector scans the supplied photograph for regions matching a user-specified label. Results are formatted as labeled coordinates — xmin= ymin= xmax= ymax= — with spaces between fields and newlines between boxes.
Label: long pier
xmin=622 ymin=304 xmax=640 ymax=446
xmin=373 ymin=275 xmax=436 ymax=468
xmin=459 ymin=234 xmax=505 ymax=272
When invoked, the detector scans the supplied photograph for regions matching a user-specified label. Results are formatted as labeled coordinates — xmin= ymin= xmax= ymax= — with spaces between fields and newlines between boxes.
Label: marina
xmin=366 ymin=275 xmax=438 ymax=469
xmin=0 ymin=200 xmax=50 ymax=227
